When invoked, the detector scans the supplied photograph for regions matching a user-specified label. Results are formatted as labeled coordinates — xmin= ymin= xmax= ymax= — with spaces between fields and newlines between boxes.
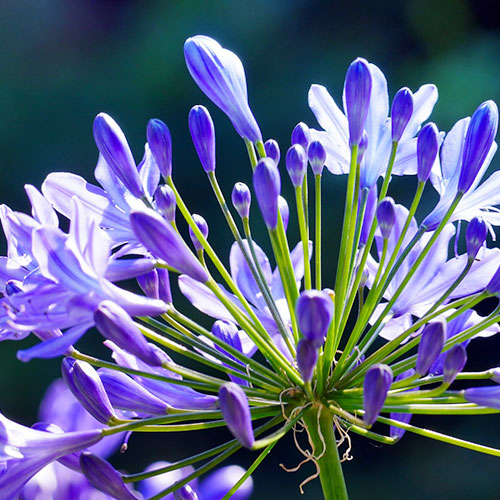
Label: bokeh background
xmin=1 ymin=0 xmax=500 ymax=498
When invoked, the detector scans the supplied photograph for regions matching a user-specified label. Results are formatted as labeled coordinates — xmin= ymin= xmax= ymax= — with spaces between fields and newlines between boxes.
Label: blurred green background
xmin=1 ymin=0 xmax=500 ymax=498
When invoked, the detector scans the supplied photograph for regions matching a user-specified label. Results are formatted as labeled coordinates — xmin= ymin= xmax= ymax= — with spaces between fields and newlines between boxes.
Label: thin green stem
xmin=295 ymin=185 xmax=311 ymax=290
xmin=315 ymin=173 xmax=322 ymax=290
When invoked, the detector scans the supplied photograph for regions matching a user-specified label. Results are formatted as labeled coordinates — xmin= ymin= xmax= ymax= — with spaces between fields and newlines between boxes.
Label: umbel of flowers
xmin=1 ymin=35 xmax=500 ymax=500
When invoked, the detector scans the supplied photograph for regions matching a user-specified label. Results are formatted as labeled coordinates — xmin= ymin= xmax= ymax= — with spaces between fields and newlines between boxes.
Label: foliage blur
xmin=1 ymin=1 xmax=499 ymax=498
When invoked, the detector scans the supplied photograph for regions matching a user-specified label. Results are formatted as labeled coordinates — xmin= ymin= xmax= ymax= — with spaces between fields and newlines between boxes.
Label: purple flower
xmin=253 ymin=158 xmax=281 ymax=230
xmin=344 ymin=58 xmax=372 ymax=146
xmin=189 ymin=214 xmax=209 ymax=252
xmin=0 ymin=412 xmax=103 ymax=498
xmin=376 ymin=197 xmax=396 ymax=239
xmin=465 ymin=217 xmax=487 ymax=260
xmin=443 ymin=344 xmax=467 ymax=385
xmin=93 ymin=113 xmax=144 ymax=199
xmin=416 ymin=320 xmax=446 ymax=376
xmin=286 ymin=144 xmax=308 ymax=188
xmin=147 ymin=118 xmax=173 ymax=178
xmin=184 ymin=36 xmax=262 ymax=142
xmin=296 ymin=290 xmax=333 ymax=347
xmin=416 ymin=122 xmax=439 ymax=183
xmin=291 ymin=122 xmax=311 ymax=151
xmin=391 ymin=87 xmax=414 ymax=142
xmin=198 ymin=465 xmax=253 ymax=500
xmin=130 ymin=209 xmax=209 ymax=283
xmin=363 ymin=364 xmax=393 ymax=426
xmin=155 ymin=184 xmax=177 ymax=222
xmin=219 ymin=382 xmax=254 ymax=448
xmin=278 ymin=196 xmax=290 ymax=232
xmin=189 ymin=105 xmax=216 ymax=173
xmin=231 ymin=182 xmax=251 ymax=219
xmin=264 ymin=139 xmax=280 ymax=164
xmin=297 ymin=338 xmax=319 ymax=383
xmin=307 ymin=140 xmax=327 ymax=176
xmin=464 ymin=385 xmax=500 ymax=409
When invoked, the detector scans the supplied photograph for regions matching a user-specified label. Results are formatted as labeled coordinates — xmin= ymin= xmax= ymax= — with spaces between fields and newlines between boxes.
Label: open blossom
xmin=2 ymin=34 xmax=500 ymax=500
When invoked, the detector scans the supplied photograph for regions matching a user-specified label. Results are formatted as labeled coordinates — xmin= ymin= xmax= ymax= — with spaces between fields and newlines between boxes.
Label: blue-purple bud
xmin=231 ymin=182 xmax=251 ymax=219
xmin=189 ymin=105 xmax=216 ymax=172
xmin=174 ymin=485 xmax=199 ymax=500
xmin=99 ymin=368 xmax=170 ymax=415
xmin=157 ymin=268 xmax=172 ymax=303
xmin=491 ymin=368 xmax=500 ymax=383
xmin=184 ymin=36 xmax=262 ymax=142
xmin=291 ymin=122 xmax=311 ymax=151
xmin=391 ymin=87 xmax=414 ymax=142
xmin=443 ymin=344 xmax=467 ymax=385
xmin=486 ymin=265 xmax=500 ymax=295
xmin=94 ymin=300 xmax=165 ymax=367
xmin=189 ymin=214 xmax=209 ymax=252
xmin=219 ymin=382 xmax=255 ymax=448
xmin=147 ymin=118 xmax=172 ymax=178
xmin=458 ymin=100 xmax=499 ymax=193
xmin=264 ymin=139 xmax=280 ymax=164
xmin=376 ymin=197 xmax=396 ymax=239
xmin=417 ymin=122 xmax=439 ymax=182
xmin=80 ymin=453 xmax=138 ymax=500
xmin=155 ymin=184 xmax=177 ymax=222
xmin=286 ymin=144 xmax=307 ymax=188
xmin=307 ymin=140 xmax=326 ymax=176
xmin=278 ymin=196 xmax=289 ymax=231
xmin=253 ymin=158 xmax=281 ymax=230
xmin=297 ymin=338 xmax=318 ymax=383
xmin=344 ymin=58 xmax=372 ymax=146
xmin=93 ymin=113 xmax=144 ymax=198
xmin=137 ymin=269 xmax=160 ymax=300
xmin=416 ymin=320 xmax=446 ymax=376
xmin=296 ymin=290 xmax=333 ymax=348
xmin=62 ymin=358 xmax=115 ymax=425
xmin=466 ymin=217 xmax=487 ymax=260
xmin=464 ymin=385 xmax=500 ymax=409
xmin=131 ymin=209 xmax=209 ymax=283
xmin=363 ymin=363 xmax=393 ymax=426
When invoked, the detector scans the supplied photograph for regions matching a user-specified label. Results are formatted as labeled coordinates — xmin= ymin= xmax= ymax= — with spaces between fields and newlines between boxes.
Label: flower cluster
xmin=1 ymin=35 xmax=500 ymax=499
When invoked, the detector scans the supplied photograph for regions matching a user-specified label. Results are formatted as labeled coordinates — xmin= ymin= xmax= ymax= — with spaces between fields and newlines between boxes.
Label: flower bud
xmin=62 ymin=358 xmax=115 ymax=424
xmin=155 ymin=184 xmax=177 ymax=222
xmin=184 ymin=36 xmax=262 ymax=142
xmin=231 ymin=182 xmax=251 ymax=219
xmin=291 ymin=122 xmax=310 ymax=151
xmin=264 ymin=139 xmax=280 ymax=164
xmin=389 ymin=368 xmax=417 ymax=440
xmin=93 ymin=113 xmax=143 ymax=198
xmin=465 ymin=217 xmax=487 ymax=260
xmin=80 ymin=453 xmax=138 ymax=500
xmin=286 ymin=144 xmax=307 ymax=188
xmin=458 ymin=100 xmax=499 ymax=193
xmin=443 ymin=344 xmax=467 ymax=385
xmin=297 ymin=338 xmax=318 ymax=383
xmin=416 ymin=320 xmax=446 ymax=376
xmin=131 ymin=209 xmax=209 ymax=283
xmin=94 ymin=300 xmax=165 ymax=367
xmin=157 ymin=268 xmax=172 ymax=304
xmin=253 ymin=158 xmax=281 ymax=230
xmin=137 ymin=269 xmax=159 ymax=299
xmin=391 ymin=87 xmax=414 ymax=142
xmin=296 ymin=290 xmax=333 ymax=347
xmin=464 ymin=385 xmax=500 ymax=409
xmin=376 ymin=197 xmax=396 ymax=240
xmin=278 ymin=196 xmax=289 ymax=232
xmin=344 ymin=58 xmax=372 ymax=146
xmin=98 ymin=368 xmax=169 ymax=415
xmin=174 ymin=485 xmax=199 ymax=500
xmin=219 ymin=382 xmax=254 ymax=448
xmin=307 ymin=140 xmax=326 ymax=176
xmin=189 ymin=105 xmax=216 ymax=172
xmin=363 ymin=364 xmax=393 ymax=426
xmin=189 ymin=214 xmax=209 ymax=252
xmin=147 ymin=118 xmax=172 ymax=178
xmin=417 ymin=122 xmax=439 ymax=183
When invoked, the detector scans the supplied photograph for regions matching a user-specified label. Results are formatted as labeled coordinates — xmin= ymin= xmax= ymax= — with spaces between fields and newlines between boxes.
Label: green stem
xmin=296 ymin=185 xmax=311 ymax=290
xmin=302 ymin=405 xmax=349 ymax=500
xmin=315 ymin=173 xmax=322 ymax=290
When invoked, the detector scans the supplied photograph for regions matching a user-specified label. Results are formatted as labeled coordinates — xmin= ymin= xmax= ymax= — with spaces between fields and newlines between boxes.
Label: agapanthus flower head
xmin=286 ymin=144 xmax=308 ymax=188
xmin=363 ymin=364 xmax=393 ymax=426
xmin=189 ymin=214 xmax=209 ymax=252
xmin=391 ymin=87 xmax=414 ymax=142
xmin=218 ymin=382 xmax=254 ymax=449
xmin=296 ymin=290 xmax=333 ymax=347
xmin=147 ymin=118 xmax=173 ymax=178
xmin=253 ymin=157 xmax=281 ymax=230
xmin=93 ymin=113 xmax=144 ymax=199
xmin=184 ymin=35 xmax=262 ymax=142
xmin=416 ymin=320 xmax=446 ymax=376
xmin=344 ymin=57 xmax=372 ymax=146
xmin=307 ymin=139 xmax=326 ymax=175
xmin=264 ymin=139 xmax=281 ymax=164
xmin=458 ymin=100 xmax=499 ymax=193
xmin=189 ymin=105 xmax=216 ymax=173
xmin=291 ymin=122 xmax=311 ymax=151
xmin=231 ymin=182 xmax=251 ymax=219
xmin=466 ymin=217 xmax=487 ymax=260
xmin=417 ymin=122 xmax=439 ymax=183
xmin=376 ymin=197 xmax=396 ymax=239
